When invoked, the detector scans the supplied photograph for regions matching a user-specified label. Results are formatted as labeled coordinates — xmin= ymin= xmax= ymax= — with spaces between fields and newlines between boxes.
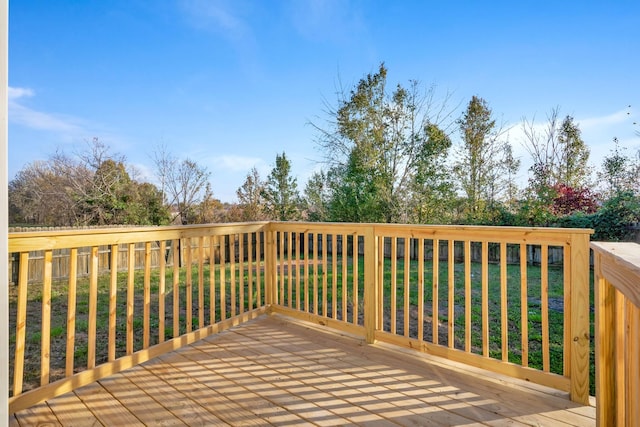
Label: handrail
xmin=592 ymin=242 xmax=640 ymax=427
xmin=8 ymin=221 xmax=594 ymax=415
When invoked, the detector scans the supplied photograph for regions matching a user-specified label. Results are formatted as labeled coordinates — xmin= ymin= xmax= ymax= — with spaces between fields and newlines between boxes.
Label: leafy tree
xmin=304 ymin=171 xmax=330 ymax=222
xmin=453 ymin=96 xmax=515 ymax=223
xmin=79 ymin=158 xmax=133 ymax=225
xmin=262 ymin=152 xmax=301 ymax=221
xmin=597 ymin=138 xmax=639 ymax=199
xmin=315 ymin=63 xmax=454 ymax=223
xmin=408 ymin=123 xmax=455 ymax=223
xmin=557 ymin=115 xmax=591 ymax=188
xmin=236 ymin=167 xmax=267 ymax=221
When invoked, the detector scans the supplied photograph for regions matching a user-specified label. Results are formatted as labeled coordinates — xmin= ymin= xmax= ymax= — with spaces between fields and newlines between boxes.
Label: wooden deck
xmin=10 ymin=315 xmax=595 ymax=426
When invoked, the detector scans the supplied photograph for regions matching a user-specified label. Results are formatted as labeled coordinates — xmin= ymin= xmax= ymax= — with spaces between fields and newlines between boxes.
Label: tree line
xmin=9 ymin=64 xmax=640 ymax=241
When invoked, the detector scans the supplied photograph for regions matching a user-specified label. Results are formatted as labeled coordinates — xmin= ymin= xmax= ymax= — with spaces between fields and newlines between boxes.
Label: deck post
xmin=363 ymin=226 xmax=378 ymax=344
xmin=594 ymin=251 xmax=616 ymax=426
xmin=0 ymin=0 xmax=8 ymax=422
xmin=265 ymin=224 xmax=275 ymax=308
xmin=569 ymin=232 xmax=590 ymax=405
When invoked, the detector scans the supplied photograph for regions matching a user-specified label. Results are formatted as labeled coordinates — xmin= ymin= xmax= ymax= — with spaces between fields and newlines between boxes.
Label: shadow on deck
xmin=10 ymin=315 xmax=595 ymax=426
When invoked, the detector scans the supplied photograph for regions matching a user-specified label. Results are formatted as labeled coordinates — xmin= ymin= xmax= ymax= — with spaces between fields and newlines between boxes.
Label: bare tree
xmin=152 ymin=146 xmax=211 ymax=224
xmin=236 ymin=167 xmax=267 ymax=221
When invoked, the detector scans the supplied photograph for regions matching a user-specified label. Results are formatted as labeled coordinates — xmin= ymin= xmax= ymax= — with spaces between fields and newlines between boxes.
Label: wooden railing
xmin=8 ymin=223 xmax=269 ymax=414
xmin=8 ymin=222 xmax=594 ymax=415
xmin=267 ymin=222 xmax=593 ymax=405
xmin=592 ymin=242 xmax=640 ymax=427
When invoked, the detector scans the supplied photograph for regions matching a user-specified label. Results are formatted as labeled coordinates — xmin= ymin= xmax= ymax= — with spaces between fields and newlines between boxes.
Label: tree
xmin=407 ymin=123 xmax=455 ymax=223
xmin=522 ymin=109 xmax=591 ymax=194
xmin=236 ymin=167 xmax=267 ymax=221
xmin=9 ymin=159 xmax=79 ymax=226
xmin=304 ymin=171 xmax=330 ymax=222
xmin=262 ymin=152 xmax=301 ymax=221
xmin=314 ymin=63 xmax=455 ymax=223
xmin=453 ymin=96 xmax=515 ymax=223
xmin=597 ymin=138 xmax=639 ymax=199
xmin=557 ymin=115 xmax=590 ymax=188
xmin=9 ymin=138 xmax=170 ymax=226
xmin=152 ymin=146 xmax=211 ymax=225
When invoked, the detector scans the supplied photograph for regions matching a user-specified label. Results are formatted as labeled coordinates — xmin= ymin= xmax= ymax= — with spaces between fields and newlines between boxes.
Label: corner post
xmin=364 ymin=225 xmax=378 ymax=344
xmin=264 ymin=223 xmax=275 ymax=308
xmin=594 ymin=249 xmax=616 ymax=426
xmin=569 ymin=232 xmax=590 ymax=405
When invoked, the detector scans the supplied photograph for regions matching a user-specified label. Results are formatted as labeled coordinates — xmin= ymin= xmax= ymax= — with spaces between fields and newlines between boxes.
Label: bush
xmin=592 ymin=191 xmax=640 ymax=241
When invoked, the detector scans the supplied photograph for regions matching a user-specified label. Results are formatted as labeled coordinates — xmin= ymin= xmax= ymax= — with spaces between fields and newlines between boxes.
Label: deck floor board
xmin=11 ymin=315 xmax=596 ymax=426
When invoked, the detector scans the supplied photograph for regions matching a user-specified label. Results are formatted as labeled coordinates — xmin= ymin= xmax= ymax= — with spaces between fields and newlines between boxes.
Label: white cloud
xmin=8 ymin=86 xmax=34 ymax=100
xmin=288 ymin=0 xmax=366 ymax=44
xmin=577 ymin=109 xmax=629 ymax=130
xmin=8 ymin=86 xmax=84 ymax=134
xmin=213 ymin=155 xmax=265 ymax=172
xmin=178 ymin=0 xmax=251 ymax=41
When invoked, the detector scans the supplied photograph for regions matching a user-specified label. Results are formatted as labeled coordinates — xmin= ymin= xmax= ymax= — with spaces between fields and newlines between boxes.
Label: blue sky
xmin=8 ymin=1 xmax=640 ymax=202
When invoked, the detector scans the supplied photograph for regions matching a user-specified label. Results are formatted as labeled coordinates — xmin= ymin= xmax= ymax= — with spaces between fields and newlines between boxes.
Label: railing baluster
xmin=294 ymin=232 xmax=300 ymax=310
xmin=500 ymin=242 xmax=508 ymax=362
xmin=127 ymin=242 xmax=135 ymax=354
xmin=185 ymin=237 xmax=193 ymax=332
xmin=432 ymin=239 xmax=438 ymax=344
xmin=143 ymin=242 xmax=151 ymax=349
xmin=219 ymin=235 xmax=227 ymax=320
xmin=66 ymin=248 xmax=78 ymax=374
xmin=40 ymin=250 xmax=53 ymax=385
xmin=322 ymin=233 xmax=328 ymax=318
xmin=541 ymin=244 xmax=550 ymax=372
xmin=314 ymin=233 xmax=319 ymax=317
xmin=341 ymin=233 xmax=347 ymax=322
xmin=230 ymin=235 xmax=236 ymax=318
xmin=87 ymin=246 xmax=98 ymax=369
xmin=352 ymin=234 xmax=358 ymax=324
xmin=279 ymin=232 xmax=284 ymax=307
xmin=482 ymin=241 xmax=489 ymax=357
xmin=198 ymin=236 xmax=205 ymax=325
xmin=377 ymin=236 xmax=384 ymax=330
xmin=403 ymin=238 xmax=410 ymax=337
xmin=563 ymin=245 xmax=571 ymax=377
xmin=287 ymin=231 xmax=293 ymax=308
xmin=172 ymin=239 xmax=180 ymax=338
xmin=108 ymin=245 xmax=117 ymax=360
xmin=448 ymin=239 xmax=454 ymax=348
xmin=464 ymin=240 xmax=471 ymax=353
xmin=305 ymin=232 xmax=311 ymax=314
xmin=248 ymin=232 xmax=254 ymax=311
xmin=391 ymin=237 xmax=397 ymax=335
xmin=256 ymin=232 xmax=262 ymax=307
xmin=159 ymin=241 xmax=166 ymax=343
xmin=12 ymin=252 xmax=29 ymax=396
xmin=209 ymin=236 xmax=217 ymax=324
xmin=238 ymin=234 xmax=244 ymax=316
xmin=417 ymin=238 xmax=424 ymax=342
xmin=520 ymin=243 xmax=528 ymax=367
xmin=332 ymin=234 xmax=337 ymax=320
